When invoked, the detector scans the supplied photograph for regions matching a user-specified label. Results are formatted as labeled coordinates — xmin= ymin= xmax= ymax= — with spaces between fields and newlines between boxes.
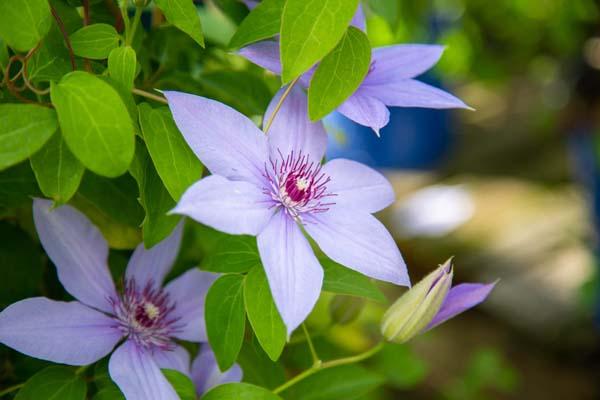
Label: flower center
xmin=111 ymin=279 xmax=180 ymax=350
xmin=263 ymin=150 xmax=336 ymax=221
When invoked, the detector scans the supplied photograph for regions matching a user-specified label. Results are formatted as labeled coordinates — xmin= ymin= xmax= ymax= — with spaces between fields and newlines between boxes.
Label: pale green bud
xmin=380 ymin=258 xmax=454 ymax=344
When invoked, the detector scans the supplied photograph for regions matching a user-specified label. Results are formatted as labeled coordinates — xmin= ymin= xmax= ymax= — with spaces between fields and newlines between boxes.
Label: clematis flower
xmin=238 ymin=10 xmax=469 ymax=135
xmin=0 ymin=199 xmax=217 ymax=400
xmin=191 ymin=345 xmax=243 ymax=396
xmin=165 ymin=87 xmax=410 ymax=334
xmin=381 ymin=258 xmax=496 ymax=343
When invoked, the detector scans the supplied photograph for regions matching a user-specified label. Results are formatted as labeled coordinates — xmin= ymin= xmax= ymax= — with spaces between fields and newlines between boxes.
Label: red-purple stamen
xmin=263 ymin=150 xmax=336 ymax=221
xmin=111 ymin=279 xmax=181 ymax=350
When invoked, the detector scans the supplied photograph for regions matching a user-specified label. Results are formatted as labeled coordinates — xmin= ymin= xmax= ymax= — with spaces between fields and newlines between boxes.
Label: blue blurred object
xmin=324 ymin=77 xmax=455 ymax=169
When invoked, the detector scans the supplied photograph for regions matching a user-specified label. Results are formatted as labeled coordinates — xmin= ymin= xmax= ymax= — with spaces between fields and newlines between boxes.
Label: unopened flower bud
xmin=381 ymin=258 xmax=454 ymax=344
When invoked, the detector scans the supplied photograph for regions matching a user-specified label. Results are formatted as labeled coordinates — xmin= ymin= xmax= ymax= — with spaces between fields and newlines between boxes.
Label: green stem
xmin=132 ymin=87 xmax=168 ymax=104
xmin=302 ymin=323 xmax=320 ymax=365
xmin=263 ymin=76 xmax=300 ymax=134
xmin=75 ymin=364 xmax=90 ymax=376
xmin=127 ymin=5 xmax=143 ymax=46
xmin=0 ymin=383 xmax=24 ymax=397
xmin=120 ymin=1 xmax=131 ymax=44
xmin=272 ymin=341 xmax=384 ymax=394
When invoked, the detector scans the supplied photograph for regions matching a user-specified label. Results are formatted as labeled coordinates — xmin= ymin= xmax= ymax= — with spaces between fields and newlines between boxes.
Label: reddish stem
xmin=50 ymin=4 xmax=76 ymax=71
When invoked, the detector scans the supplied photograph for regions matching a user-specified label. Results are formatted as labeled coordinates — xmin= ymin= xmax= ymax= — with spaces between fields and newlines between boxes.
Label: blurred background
xmin=3 ymin=0 xmax=600 ymax=398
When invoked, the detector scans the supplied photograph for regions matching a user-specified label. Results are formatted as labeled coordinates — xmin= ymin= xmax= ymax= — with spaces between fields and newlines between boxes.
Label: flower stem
xmin=0 ymin=383 xmax=24 ymax=397
xmin=120 ymin=1 xmax=131 ymax=44
xmin=75 ymin=364 xmax=90 ymax=375
xmin=132 ymin=88 xmax=168 ymax=104
xmin=302 ymin=323 xmax=320 ymax=365
xmin=272 ymin=341 xmax=384 ymax=394
xmin=127 ymin=5 xmax=143 ymax=46
xmin=263 ymin=76 xmax=300 ymax=134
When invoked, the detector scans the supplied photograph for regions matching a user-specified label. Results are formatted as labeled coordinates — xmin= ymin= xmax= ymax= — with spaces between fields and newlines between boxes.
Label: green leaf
xmin=0 ymin=222 xmax=43 ymax=308
xmin=70 ymin=24 xmax=120 ymax=59
xmin=138 ymin=103 xmax=202 ymax=200
xmin=202 ymin=235 xmax=259 ymax=273
xmin=30 ymin=132 xmax=85 ymax=204
xmin=15 ymin=366 xmax=86 ymax=400
xmin=162 ymin=369 xmax=196 ymax=400
xmin=71 ymin=172 xmax=143 ymax=249
xmin=200 ymin=71 xmax=272 ymax=116
xmin=129 ymin=142 xmax=180 ymax=248
xmin=321 ymin=258 xmax=386 ymax=302
xmin=92 ymin=386 xmax=125 ymax=400
xmin=244 ymin=266 xmax=286 ymax=361
xmin=77 ymin=172 xmax=144 ymax=228
xmin=229 ymin=0 xmax=284 ymax=49
xmin=0 ymin=162 xmax=41 ymax=208
xmin=206 ymin=274 xmax=246 ymax=371
xmin=202 ymin=383 xmax=282 ymax=400
xmin=308 ymin=27 xmax=371 ymax=120
xmin=237 ymin=337 xmax=286 ymax=389
xmin=280 ymin=0 xmax=359 ymax=83
xmin=0 ymin=104 xmax=58 ymax=171
xmin=0 ymin=0 xmax=52 ymax=51
xmin=280 ymin=365 xmax=384 ymax=400
xmin=154 ymin=0 xmax=205 ymax=47
xmin=0 ymin=38 xmax=9 ymax=72
xmin=108 ymin=46 xmax=137 ymax=91
xmin=51 ymin=71 xmax=135 ymax=177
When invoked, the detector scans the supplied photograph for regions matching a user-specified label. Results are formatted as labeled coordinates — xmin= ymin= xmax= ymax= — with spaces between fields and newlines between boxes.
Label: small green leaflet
xmin=0 ymin=0 xmax=52 ymax=51
xmin=202 ymin=235 xmax=260 ymax=273
xmin=129 ymin=142 xmax=181 ymax=248
xmin=206 ymin=274 xmax=246 ymax=371
xmin=308 ymin=27 xmax=371 ymax=121
xmin=50 ymin=71 xmax=135 ymax=177
xmin=244 ymin=266 xmax=287 ymax=361
xmin=0 ymin=104 xmax=58 ymax=171
xmin=229 ymin=0 xmax=285 ymax=49
xmin=280 ymin=0 xmax=359 ymax=83
xmin=321 ymin=258 xmax=386 ymax=302
xmin=30 ymin=131 xmax=85 ymax=204
xmin=202 ymin=383 xmax=282 ymax=400
xmin=108 ymin=46 xmax=137 ymax=91
xmin=70 ymin=24 xmax=120 ymax=59
xmin=138 ymin=103 xmax=202 ymax=200
xmin=154 ymin=0 xmax=205 ymax=47
xmin=15 ymin=366 xmax=87 ymax=400
xmin=162 ymin=369 xmax=196 ymax=400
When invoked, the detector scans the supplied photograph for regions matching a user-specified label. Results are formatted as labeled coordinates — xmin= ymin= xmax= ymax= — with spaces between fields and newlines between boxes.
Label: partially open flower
xmin=381 ymin=258 xmax=495 ymax=344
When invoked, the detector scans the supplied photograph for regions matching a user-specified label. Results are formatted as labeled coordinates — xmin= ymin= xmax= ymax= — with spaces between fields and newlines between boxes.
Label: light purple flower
xmin=165 ymin=87 xmax=409 ymax=334
xmin=191 ymin=345 xmax=243 ymax=396
xmin=238 ymin=11 xmax=469 ymax=135
xmin=0 ymin=199 xmax=217 ymax=400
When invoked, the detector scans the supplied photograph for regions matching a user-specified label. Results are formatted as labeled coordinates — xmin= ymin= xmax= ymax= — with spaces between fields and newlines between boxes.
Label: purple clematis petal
xmin=305 ymin=209 xmax=409 ymax=286
xmin=0 ymin=297 xmax=121 ymax=365
xmin=164 ymin=91 xmax=269 ymax=186
xmin=424 ymin=282 xmax=496 ymax=331
xmin=362 ymin=79 xmax=471 ymax=110
xmin=322 ymin=158 xmax=395 ymax=213
xmin=363 ymin=45 xmax=445 ymax=85
xmin=125 ymin=222 xmax=183 ymax=290
xmin=239 ymin=40 xmax=281 ymax=75
xmin=109 ymin=340 xmax=179 ymax=400
xmin=191 ymin=345 xmax=243 ymax=396
xmin=164 ymin=269 xmax=218 ymax=342
xmin=152 ymin=345 xmax=191 ymax=376
xmin=350 ymin=3 xmax=366 ymax=31
xmin=172 ymin=175 xmax=273 ymax=235
xmin=257 ymin=211 xmax=324 ymax=334
xmin=265 ymin=86 xmax=327 ymax=163
xmin=337 ymin=91 xmax=390 ymax=135
xmin=33 ymin=198 xmax=117 ymax=313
